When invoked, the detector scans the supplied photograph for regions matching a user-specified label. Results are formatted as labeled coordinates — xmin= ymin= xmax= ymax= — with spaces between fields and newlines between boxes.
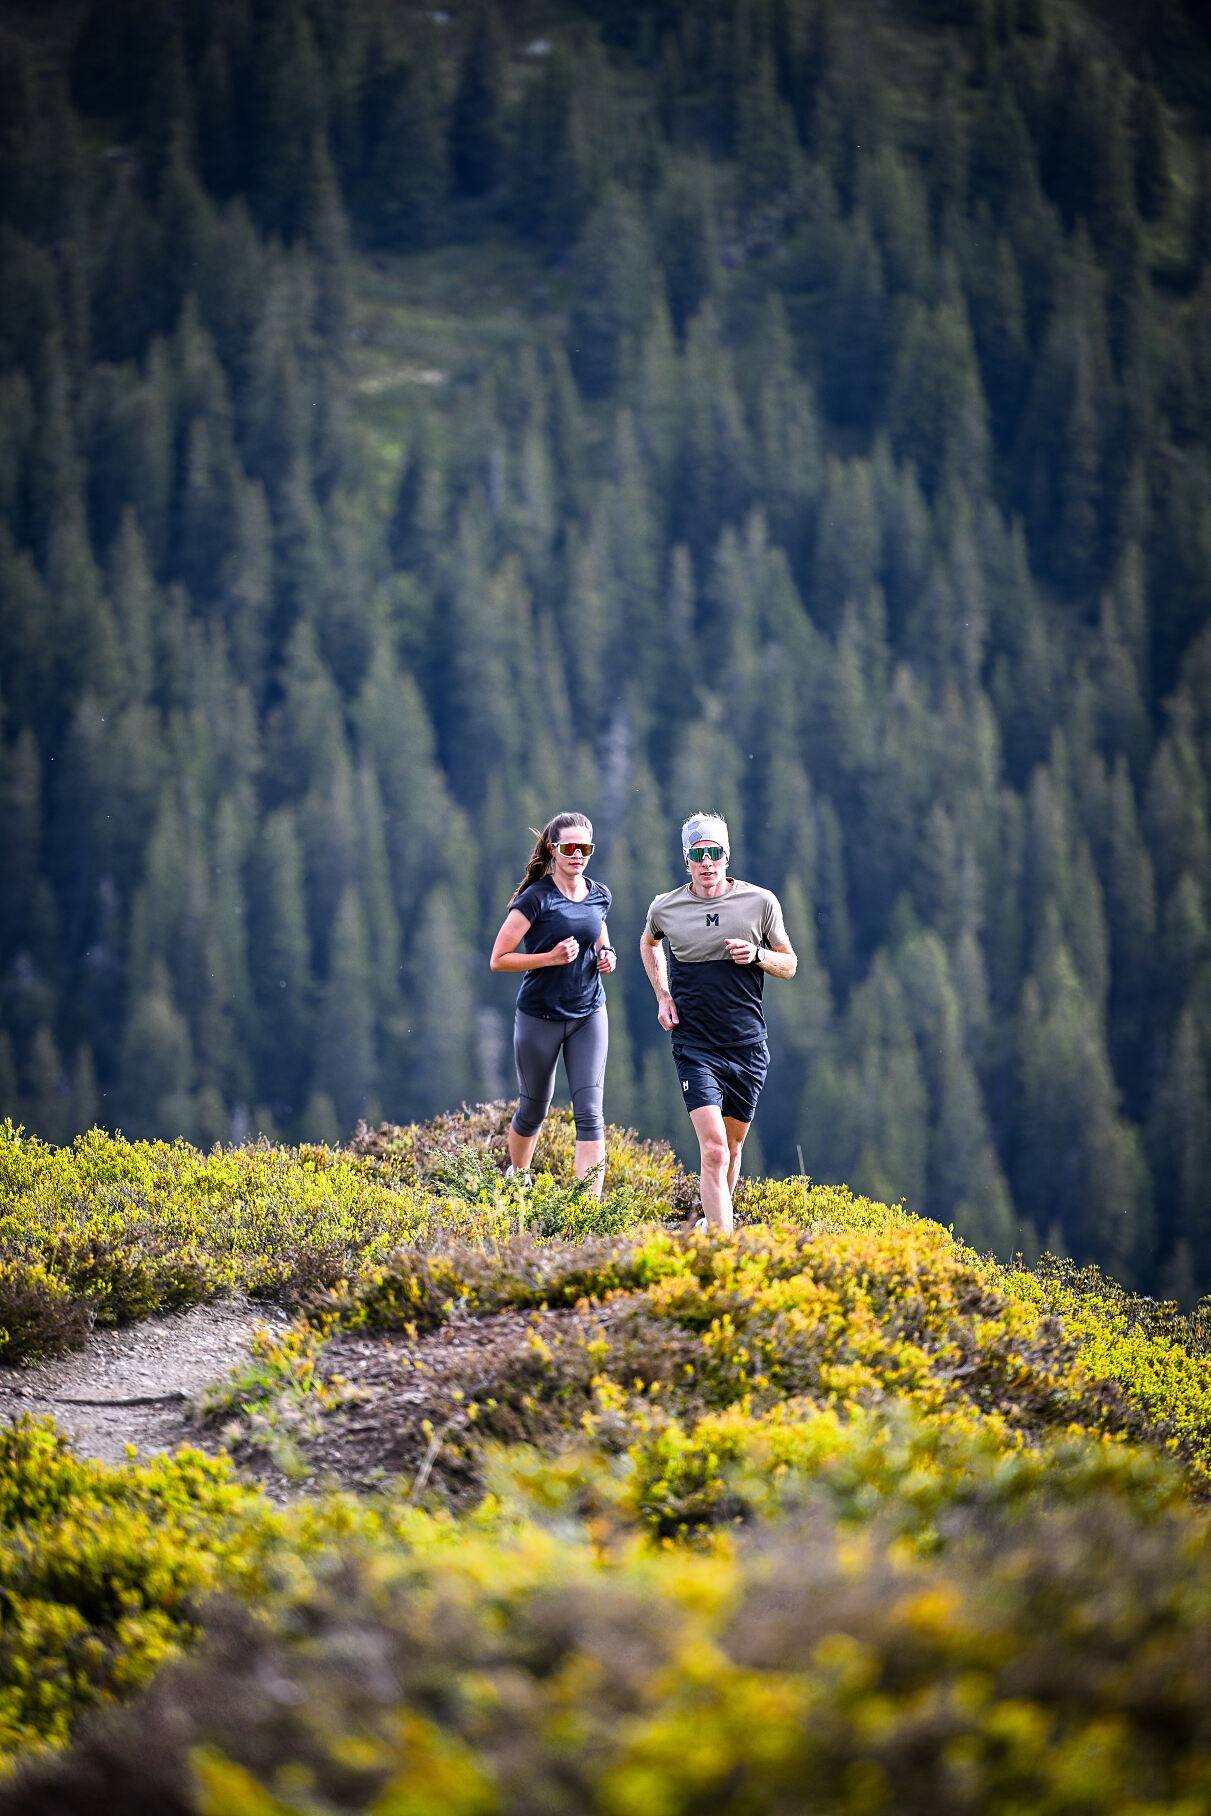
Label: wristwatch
xmin=753 ymin=946 xmax=764 ymax=968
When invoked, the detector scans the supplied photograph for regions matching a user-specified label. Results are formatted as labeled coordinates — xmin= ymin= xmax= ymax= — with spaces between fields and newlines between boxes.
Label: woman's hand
xmin=597 ymin=945 xmax=617 ymax=975
xmin=547 ymin=937 xmax=579 ymax=966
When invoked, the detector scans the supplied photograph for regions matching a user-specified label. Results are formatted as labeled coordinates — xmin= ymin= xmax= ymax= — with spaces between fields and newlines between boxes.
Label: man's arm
xmin=723 ymin=937 xmax=797 ymax=979
xmin=640 ymin=931 xmax=679 ymax=1029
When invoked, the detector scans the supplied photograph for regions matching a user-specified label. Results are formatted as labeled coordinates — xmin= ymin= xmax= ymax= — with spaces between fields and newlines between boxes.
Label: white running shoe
xmin=505 ymin=1164 xmax=532 ymax=1185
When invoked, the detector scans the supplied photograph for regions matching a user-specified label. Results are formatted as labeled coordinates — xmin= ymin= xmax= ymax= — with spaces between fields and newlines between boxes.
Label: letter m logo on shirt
xmin=706 ymin=913 xmax=719 ymax=926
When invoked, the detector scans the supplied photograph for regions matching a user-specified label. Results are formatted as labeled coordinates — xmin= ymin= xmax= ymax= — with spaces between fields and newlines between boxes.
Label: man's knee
xmin=699 ymin=1131 xmax=729 ymax=1174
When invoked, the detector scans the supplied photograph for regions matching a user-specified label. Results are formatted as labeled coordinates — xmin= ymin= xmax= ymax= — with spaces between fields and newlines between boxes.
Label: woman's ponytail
xmin=511 ymin=813 xmax=593 ymax=900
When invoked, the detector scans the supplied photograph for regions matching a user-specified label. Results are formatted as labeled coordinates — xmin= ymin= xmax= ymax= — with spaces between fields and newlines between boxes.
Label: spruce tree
xmin=403 ymin=885 xmax=475 ymax=1121
xmin=311 ymin=885 xmax=377 ymax=1135
xmin=657 ymin=163 xmax=718 ymax=338
xmin=248 ymin=806 xmax=313 ymax=1124
xmin=1129 ymin=72 xmax=1172 ymax=222
xmin=25 ymin=1024 xmax=67 ymax=1146
xmin=1149 ymin=1001 xmax=1211 ymax=1286
xmin=118 ymin=960 xmax=194 ymax=1140
xmin=567 ymin=185 xmax=657 ymax=399
xmin=449 ymin=2 xmax=506 ymax=199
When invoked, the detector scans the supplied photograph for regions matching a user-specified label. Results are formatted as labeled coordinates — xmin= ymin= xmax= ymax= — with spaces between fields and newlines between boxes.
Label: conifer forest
xmin=2 ymin=0 xmax=1210 ymax=1296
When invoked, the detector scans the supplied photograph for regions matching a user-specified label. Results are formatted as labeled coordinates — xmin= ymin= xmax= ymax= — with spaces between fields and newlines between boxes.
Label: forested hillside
xmin=1 ymin=0 xmax=1210 ymax=1293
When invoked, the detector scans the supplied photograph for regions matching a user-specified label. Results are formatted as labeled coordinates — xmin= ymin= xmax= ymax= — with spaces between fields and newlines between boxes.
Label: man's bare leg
xmin=723 ymin=1115 xmax=750 ymax=1197
xmin=688 ymin=1105 xmax=733 ymax=1233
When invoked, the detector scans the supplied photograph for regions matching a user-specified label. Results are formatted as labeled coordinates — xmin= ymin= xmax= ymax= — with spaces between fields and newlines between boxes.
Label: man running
xmin=640 ymin=813 xmax=797 ymax=1233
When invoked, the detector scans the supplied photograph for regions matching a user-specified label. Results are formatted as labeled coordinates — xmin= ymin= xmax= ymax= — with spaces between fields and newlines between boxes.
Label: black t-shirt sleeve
xmin=510 ymin=881 xmax=548 ymax=927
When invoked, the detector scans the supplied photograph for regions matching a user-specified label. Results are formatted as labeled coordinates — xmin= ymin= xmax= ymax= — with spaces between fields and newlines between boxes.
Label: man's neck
xmin=689 ymin=875 xmax=732 ymax=900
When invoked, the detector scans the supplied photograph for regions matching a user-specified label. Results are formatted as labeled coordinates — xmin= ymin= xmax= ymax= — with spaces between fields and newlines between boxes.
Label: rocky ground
xmin=0 ymin=1296 xmax=605 ymax=1500
xmin=0 ymin=1299 xmax=286 ymax=1469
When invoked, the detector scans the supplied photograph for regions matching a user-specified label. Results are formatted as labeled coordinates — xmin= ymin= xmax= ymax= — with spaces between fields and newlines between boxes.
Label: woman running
xmin=490 ymin=813 xmax=615 ymax=1196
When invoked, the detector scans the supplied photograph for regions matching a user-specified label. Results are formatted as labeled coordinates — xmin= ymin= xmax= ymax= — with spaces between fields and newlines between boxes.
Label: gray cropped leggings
xmin=511 ymin=1005 xmax=608 ymax=1141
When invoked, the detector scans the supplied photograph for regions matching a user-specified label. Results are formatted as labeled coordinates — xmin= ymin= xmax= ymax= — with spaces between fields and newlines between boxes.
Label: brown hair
xmin=512 ymin=812 xmax=593 ymax=899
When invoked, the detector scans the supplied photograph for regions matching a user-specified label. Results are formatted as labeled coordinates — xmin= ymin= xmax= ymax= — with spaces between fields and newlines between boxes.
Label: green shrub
xmin=0 ymin=1114 xmax=671 ymax=1364
xmin=7 ymin=1446 xmax=1211 ymax=1815
xmin=0 ymin=1419 xmax=278 ymax=1761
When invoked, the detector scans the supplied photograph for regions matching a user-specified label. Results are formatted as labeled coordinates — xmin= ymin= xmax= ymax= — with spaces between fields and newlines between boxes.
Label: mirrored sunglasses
xmin=687 ymin=844 xmax=726 ymax=863
xmin=554 ymin=840 xmax=594 ymax=857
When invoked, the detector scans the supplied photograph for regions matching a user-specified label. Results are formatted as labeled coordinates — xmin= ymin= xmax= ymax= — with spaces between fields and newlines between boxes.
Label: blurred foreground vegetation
xmin=3 ymin=1116 xmax=1211 ymax=1808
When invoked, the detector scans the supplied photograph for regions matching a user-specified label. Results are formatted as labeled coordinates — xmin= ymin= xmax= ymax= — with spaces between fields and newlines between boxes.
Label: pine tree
xmin=361 ymin=30 xmax=451 ymax=251
xmin=118 ymin=960 xmax=194 ymax=1140
xmin=1014 ymin=942 xmax=1151 ymax=1279
xmin=449 ymin=1 xmax=506 ymax=199
xmin=814 ymin=796 xmax=853 ymax=987
xmin=1149 ymin=1001 xmax=1211 ymax=1285
xmin=821 ymin=209 xmax=886 ymax=432
xmin=0 ymin=365 xmax=34 ymax=537
xmin=403 ymin=886 xmax=475 ymax=1120
xmin=602 ymin=410 xmax=661 ymax=655
xmin=302 ymin=135 xmax=354 ymax=355
xmin=196 ymin=31 xmax=241 ymax=200
xmin=964 ymin=220 xmax=1030 ymax=447
xmin=24 ymin=1024 xmax=67 ymax=1145
xmin=311 ymin=885 xmax=377 ymax=1135
xmin=657 ymin=162 xmax=718 ymax=338
xmin=264 ymin=621 xmax=347 ymax=802
xmin=353 ymin=636 xmax=469 ymax=930
xmin=928 ymin=50 xmax=968 ymax=226
xmin=1144 ymin=712 xmax=1211 ymax=907
xmin=1103 ymin=756 xmax=1157 ymax=1086
xmin=1129 ymin=72 xmax=1171 ymax=223
xmin=0 ymin=1033 xmax=17 ymax=1125
xmin=735 ymin=48 xmax=800 ymax=217
xmin=753 ymin=298 xmax=822 ymax=569
xmin=567 ymin=185 xmax=657 ymax=399
xmin=845 ymin=954 xmax=930 ymax=1210
xmin=70 ymin=1043 xmax=98 ymax=1136
xmin=675 ymin=302 xmax=755 ymax=552
xmin=0 ymin=727 xmax=42 ymax=959
xmin=303 ymin=741 xmax=359 ymax=972
xmin=811 ymin=455 xmax=881 ymax=635
xmin=509 ymin=46 xmax=594 ymax=250
xmin=241 ymin=266 xmax=312 ymax=500
xmin=217 ymin=471 xmax=273 ymax=688
xmin=1188 ymin=146 xmax=1211 ymax=284
xmin=248 ymin=806 xmax=313 ymax=1124
xmin=887 ymin=277 xmax=990 ymax=498
xmin=858 ymin=145 xmax=934 ymax=303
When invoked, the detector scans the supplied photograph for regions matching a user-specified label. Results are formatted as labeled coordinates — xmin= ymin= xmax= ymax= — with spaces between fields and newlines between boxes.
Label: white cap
xmin=681 ymin=813 xmax=730 ymax=860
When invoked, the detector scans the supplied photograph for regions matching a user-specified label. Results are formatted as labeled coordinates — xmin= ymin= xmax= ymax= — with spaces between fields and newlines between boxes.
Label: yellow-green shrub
xmin=0 ymin=1115 xmax=671 ymax=1363
xmin=9 ymin=1440 xmax=1211 ymax=1815
xmin=326 ymin=1205 xmax=1211 ymax=1496
xmin=0 ymin=1418 xmax=279 ymax=1761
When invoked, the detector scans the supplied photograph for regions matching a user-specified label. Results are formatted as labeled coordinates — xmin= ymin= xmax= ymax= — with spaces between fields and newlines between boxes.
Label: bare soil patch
xmin=307 ymin=1306 xmax=606 ymax=1501
xmin=0 ymin=1299 xmax=283 ymax=1468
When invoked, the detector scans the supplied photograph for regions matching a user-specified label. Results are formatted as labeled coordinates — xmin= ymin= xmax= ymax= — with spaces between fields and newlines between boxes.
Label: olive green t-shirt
xmin=644 ymin=879 xmax=788 ymax=1050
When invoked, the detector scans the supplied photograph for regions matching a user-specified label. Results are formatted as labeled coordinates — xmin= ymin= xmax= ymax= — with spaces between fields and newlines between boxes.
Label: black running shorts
xmin=673 ymin=1039 xmax=769 ymax=1124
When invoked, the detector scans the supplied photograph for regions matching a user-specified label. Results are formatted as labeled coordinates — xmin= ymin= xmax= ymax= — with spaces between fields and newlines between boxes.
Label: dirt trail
xmin=0 ymin=1299 xmax=281 ymax=1468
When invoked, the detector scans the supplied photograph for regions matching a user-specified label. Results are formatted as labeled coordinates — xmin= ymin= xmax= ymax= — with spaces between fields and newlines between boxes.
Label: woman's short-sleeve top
xmin=511 ymin=876 xmax=611 ymax=1020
